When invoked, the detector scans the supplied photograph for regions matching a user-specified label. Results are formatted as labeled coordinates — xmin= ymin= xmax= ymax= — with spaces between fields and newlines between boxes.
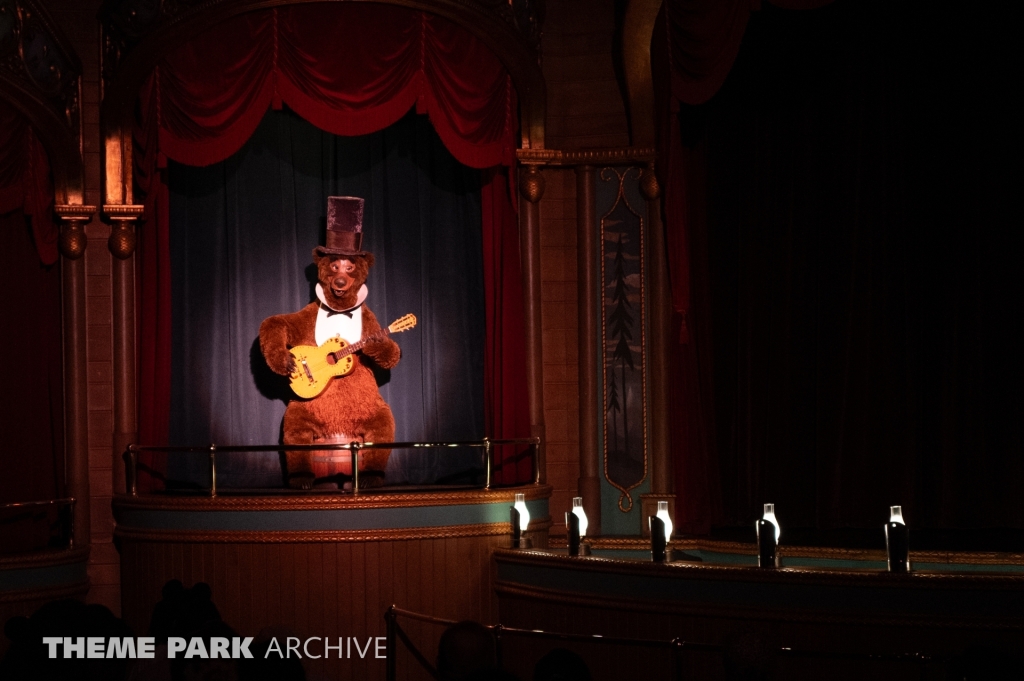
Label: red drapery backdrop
xmin=656 ymin=0 xmax=834 ymax=533
xmin=0 ymin=100 xmax=64 ymax=513
xmin=0 ymin=101 xmax=58 ymax=265
xmin=134 ymin=4 xmax=530 ymax=486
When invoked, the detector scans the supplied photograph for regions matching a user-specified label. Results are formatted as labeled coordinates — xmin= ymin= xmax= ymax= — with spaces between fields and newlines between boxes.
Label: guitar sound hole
xmin=326 ymin=353 xmax=337 ymax=365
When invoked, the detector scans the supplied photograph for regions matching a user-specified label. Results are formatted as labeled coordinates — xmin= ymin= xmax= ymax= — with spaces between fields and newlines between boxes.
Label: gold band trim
xmin=517 ymin=148 xmax=656 ymax=166
xmin=113 ymin=485 xmax=551 ymax=513
xmin=115 ymin=520 xmax=552 ymax=544
xmin=0 ymin=547 xmax=90 ymax=571
xmin=0 ymin=580 xmax=90 ymax=605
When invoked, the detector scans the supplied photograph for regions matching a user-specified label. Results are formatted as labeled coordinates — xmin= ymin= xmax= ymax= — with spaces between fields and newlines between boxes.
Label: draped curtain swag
xmin=133 ymin=4 xmax=529 ymax=485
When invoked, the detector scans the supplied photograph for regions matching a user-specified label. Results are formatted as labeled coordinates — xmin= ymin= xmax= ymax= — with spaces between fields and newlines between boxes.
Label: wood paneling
xmin=119 ymin=533 xmax=517 ymax=681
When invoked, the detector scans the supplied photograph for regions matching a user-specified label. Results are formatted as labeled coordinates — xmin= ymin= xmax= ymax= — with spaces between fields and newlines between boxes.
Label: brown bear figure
xmin=259 ymin=197 xmax=401 ymax=489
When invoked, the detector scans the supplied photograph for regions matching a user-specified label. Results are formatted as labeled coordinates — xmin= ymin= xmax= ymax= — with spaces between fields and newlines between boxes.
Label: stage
xmin=113 ymin=485 xmax=550 ymax=680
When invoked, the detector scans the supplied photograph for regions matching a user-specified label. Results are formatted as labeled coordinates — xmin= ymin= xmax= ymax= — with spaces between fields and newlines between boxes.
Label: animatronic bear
xmin=259 ymin=196 xmax=400 ymax=489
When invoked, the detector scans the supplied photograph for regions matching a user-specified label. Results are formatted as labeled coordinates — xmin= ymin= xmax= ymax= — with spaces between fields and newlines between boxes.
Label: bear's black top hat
xmin=315 ymin=196 xmax=366 ymax=257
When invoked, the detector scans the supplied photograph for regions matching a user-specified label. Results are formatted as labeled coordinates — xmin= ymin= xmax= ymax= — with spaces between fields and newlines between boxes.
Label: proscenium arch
xmin=99 ymin=0 xmax=547 ymax=207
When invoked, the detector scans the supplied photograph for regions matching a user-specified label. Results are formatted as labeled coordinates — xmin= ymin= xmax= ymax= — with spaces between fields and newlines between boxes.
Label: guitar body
xmin=289 ymin=337 xmax=355 ymax=399
xmin=286 ymin=313 xmax=416 ymax=399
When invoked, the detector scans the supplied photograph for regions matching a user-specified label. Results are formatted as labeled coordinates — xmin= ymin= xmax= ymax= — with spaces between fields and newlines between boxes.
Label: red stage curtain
xmin=0 ymin=101 xmax=63 ymax=508
xmin=134 ymin=4 xmax=529 ymax=484
xmin=151 ymin=5 xmax=515 ymax=170
xmin=658 ymin=0 xmax=834 ymax=531
xmin=0 ymin=101 xmax=58 ymax=265
xmin=482 ymin=167 xmax=532 ymax=484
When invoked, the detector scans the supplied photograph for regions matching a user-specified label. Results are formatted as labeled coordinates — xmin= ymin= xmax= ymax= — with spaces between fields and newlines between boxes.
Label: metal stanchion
xmin=484 ymin=438 xmax=493 ymax=489
xmin=209 ymin=444 xmax=217 ymax=497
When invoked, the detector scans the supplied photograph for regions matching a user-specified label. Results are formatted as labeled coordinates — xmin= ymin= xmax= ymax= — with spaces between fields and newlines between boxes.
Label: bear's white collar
xmin=315 ymin=283 xmax=368 ymax=315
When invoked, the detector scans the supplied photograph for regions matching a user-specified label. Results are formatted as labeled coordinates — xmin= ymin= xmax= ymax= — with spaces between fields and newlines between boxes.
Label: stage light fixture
xmin=756 ymin=503 xmax=780 ymax=568
xmin=566 ymin=497 xmax=592 ymax=556
xmin=649 ymin=516 xmax=667 ymax=563
xmin=656 ymin=500 xmax=673 ymax=541
xmin=510 ymin=493 xmax=531 ymax=548
xmin=885 ymin=505 xmax=910 ymax=573
xmin=571 ymin=497 xmax=589 ymax=538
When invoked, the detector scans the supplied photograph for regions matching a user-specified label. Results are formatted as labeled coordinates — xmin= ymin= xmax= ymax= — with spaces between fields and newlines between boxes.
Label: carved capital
xmin=519 ymin=164 xmax=546 ymax=203
xmin=107 ymin=221 xmax=135 ymax=259
xmin=54 ymin=204 xmax=96 ymax=260
xmin=640 ymin=163 xmax=660 ymax=201
xmin=103 ymin=204 xmax=143 ymax=259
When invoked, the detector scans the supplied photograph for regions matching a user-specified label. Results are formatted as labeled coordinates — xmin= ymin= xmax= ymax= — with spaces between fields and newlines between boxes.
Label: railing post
xmin=125 ymin=446 xmax=138 ymax=496
xmin=532 ymin=438 xmax=541 ymax=484
xmin=66 ymin=498 xmax=76 ymax=550
xmin=352 ymin=442 xmax=360 ymax=494
xmin=484 ymin=438 xmax=493 ymax=489
xmin=672 ymin=638 xmax=685 ymax=681
xmin=385 ymin=605 xmax=397 ymax=681
xmin=494 ymin=624 xmax=504 ymax=671
xmin=209 ymin=444 xmax=217 ymax=497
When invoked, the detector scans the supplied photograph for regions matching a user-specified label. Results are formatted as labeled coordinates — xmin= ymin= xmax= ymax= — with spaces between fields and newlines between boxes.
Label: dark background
xmin=683 ymin=1 xmax=1024 ymax=540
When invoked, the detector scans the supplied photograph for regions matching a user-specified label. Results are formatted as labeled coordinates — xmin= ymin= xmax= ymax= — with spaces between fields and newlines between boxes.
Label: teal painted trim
xmin=593 ymin=549 xmax=1024 ymax=573
xmin=0 ymin=560 xmax=88 ymax=592
xmin=912 ymin=562 xmax=1024 ymax=574
xmin=696 ymin=550 xmax=757 ymax=567
xmin=118 ymin=498 xmax=548 ymax=532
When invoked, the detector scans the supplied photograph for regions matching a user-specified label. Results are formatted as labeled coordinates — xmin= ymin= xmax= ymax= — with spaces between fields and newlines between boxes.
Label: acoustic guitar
xmin=288 ymin=314 xmax=417 ymax=399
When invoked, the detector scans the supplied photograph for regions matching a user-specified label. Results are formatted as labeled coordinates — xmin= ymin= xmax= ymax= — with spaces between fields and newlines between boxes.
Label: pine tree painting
xmin=599 ymin=166 xmax=647 ymax=513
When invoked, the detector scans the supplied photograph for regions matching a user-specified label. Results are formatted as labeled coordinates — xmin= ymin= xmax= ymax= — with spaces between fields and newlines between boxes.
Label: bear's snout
xmin=331 ymin=275 xmax=350 ymax=295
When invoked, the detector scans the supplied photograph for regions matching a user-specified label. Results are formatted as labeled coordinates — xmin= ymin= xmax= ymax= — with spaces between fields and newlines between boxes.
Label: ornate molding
xmin=0 ymin=546 xmax=89 ymax=571
xmin=0 ymin=0 xmax=81 ymax=133
xmin=116 ymin=521 xmax=517 ymax=544
xmin=517 ymin=147 xmax=657 ymax=167
xmin=575 ymin=536 xmax=1024 ymax=568
xmin=103 ymin=203 xmax=144 ymax=258
xmin=0 ymin=0 xmax=85 ymax=204
xmin=115 ymin=518 xmax=553 ymax=544
xmin=55 ymin=204 xmax=96 ymax=260
xmin=493 ymin=548 xmax=1024 ymax=588
xmin=0 ymin=579 xmax=90 ymax=604
xmin=113 ymin=484 xmax=553 ymax=513
xmin=518 ymin=164 xmax=545 ymax=203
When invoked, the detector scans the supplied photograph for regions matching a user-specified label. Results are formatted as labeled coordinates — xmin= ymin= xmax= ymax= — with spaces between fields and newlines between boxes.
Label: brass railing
xmin=383 ymin=605 xmax=945 ymax=681
xmin=0 ymin=498 xmax=77 ymax=549
xmin=124 ymin=438 xmax=540 ymax=497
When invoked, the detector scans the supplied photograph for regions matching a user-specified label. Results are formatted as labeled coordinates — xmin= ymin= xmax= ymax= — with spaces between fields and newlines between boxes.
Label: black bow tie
xmin=322 ymin=304 xmax=354 ymax=318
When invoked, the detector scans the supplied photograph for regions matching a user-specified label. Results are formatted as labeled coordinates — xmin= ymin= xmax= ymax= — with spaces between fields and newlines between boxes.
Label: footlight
xmin=510 ymin=493 xmax=531 ymax=548
xmin=648 ymin=501 xmax=673 ymax=563
xmin=885 ymin=505 xmax=910 ymax=573
xmin=756 ymin=503 xmax=780 ymax=568
xmin=566 ymin=497 xmax=591 ymax=556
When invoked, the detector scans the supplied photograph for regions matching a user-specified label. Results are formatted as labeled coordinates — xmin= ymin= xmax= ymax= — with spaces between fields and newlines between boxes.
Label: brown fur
xmin=259 ymin=253 xmax=401 ymax=489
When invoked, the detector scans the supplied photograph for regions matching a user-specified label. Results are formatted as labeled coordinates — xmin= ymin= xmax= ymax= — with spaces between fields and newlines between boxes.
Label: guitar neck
xmin=336 ymin=328 xmax=389 ymax=358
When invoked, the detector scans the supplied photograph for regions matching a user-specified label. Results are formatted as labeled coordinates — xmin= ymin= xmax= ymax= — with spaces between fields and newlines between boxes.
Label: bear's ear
xmin=362 ymin=253 xmax=375 ymax=269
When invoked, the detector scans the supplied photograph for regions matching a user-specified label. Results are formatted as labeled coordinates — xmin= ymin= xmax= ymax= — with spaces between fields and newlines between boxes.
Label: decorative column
xmin=574 ymin=165 xmax=601 ymax=535
xmin=638 ymin=163 xmax=674 ymax=535
xmin=518 ymin=164 xmax=547 ymax=484
xmin=55 ymin=204 xmax=96 ymax=549
xmin=104 ymin=204 xmax=144 ymax=495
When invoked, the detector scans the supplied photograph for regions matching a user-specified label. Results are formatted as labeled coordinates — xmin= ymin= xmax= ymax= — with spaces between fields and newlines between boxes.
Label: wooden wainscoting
xmin=114 ymin=486 xmax=550 ymax=681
